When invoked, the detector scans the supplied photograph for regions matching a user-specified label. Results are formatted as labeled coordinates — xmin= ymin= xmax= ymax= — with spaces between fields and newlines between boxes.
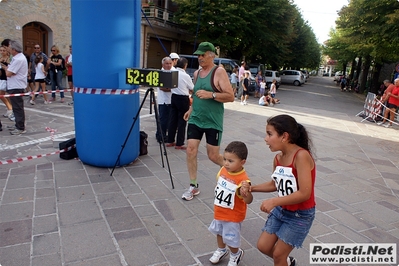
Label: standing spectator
xmin=380 ymin=80 xmax=395 ymax=104
xmin=259 ymin=79 xmax=266 ymax=97
xmin=48 ymin=45 xmax=65 ymax=103
xmin=169 ymin=52 xmax=180 ymax=67
xmin=155 ymin=57 xmax=173 ymax=143
xmin=240 ymin=71 xmax=250 ymax=105
xmin=30 ymin=55 xmax=49 ymax=105
xmin=240 ymin=114 xmax=316 ymax=266
xmin=181 ymin=41 xmax=234 ymax=201
xmin=28 ymin=44 xmax=48 ymax=93
xmin=230 ymin=68 xmax=238 ymax=97
xmin=0 ymin=43 xmax=14 ymax=121
xmin=208 ymin=141 xmax=253 ymax=266
xmin=340 ymin=75 xmax=347 ymax=92
xmin=1 ymin=40 xmax=28 ymax=135
xmin=237 ymin=61 xmax=245 ymax=98
xmin=255 ymin=70 xmax=263 ymax=98
xmin=166 ymin=57 xmax=194 ymax=149
xmin=378 ymin=78 xmax=399 ymax=128
xmin=269 ymin=79 xmax=280 ymax=103
xmin=65 ymin=45 xmax=74 ymax=105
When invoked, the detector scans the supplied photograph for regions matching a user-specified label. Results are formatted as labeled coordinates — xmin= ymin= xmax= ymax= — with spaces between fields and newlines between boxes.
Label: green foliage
xmin=324 ymin=0 xmax=399 ymax=66
xmin=172 ymin=0 xmax=321 ymax=69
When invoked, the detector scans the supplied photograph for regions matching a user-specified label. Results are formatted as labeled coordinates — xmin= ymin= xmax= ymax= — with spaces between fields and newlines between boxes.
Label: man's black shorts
xmin=187 ymin=123 xmax=222 ymax=146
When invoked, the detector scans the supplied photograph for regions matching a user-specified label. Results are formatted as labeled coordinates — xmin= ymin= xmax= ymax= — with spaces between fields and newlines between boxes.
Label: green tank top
xmin=189 ymin=66 xmax=224 ymax=131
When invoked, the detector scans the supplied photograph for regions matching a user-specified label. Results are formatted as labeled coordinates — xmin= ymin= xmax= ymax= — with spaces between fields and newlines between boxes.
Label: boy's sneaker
xmin=30 ymin=99 xmax=35 ymax=105
xmin=228 ymin=248 xmax=244 ymax=266
xmin=10 ymin=128 xmax=26 ymax=135
xmin=287 ymin=256 xmax=297 ymax=266
xmin=377 ymin=121 xmax=385 ymax=126
xmin=384 ymin=123 xmax=392 ymax=128
xmin=209 ymin=248 xmax=228 ymax=264
xmin=182 ymin=184 xmax=200 ymax=201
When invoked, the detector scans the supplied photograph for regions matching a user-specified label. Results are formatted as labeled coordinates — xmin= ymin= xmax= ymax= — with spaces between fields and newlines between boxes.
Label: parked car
xmin=179 ymin=54 xmax=199 ymax=79
xmin=248 ymin=63 xmax=265 ymax=77
xmin=179 ymin=55 xmax=240 ymax=81
xmin=213 ymin=57 xmax=239 ymax=75
xmin=242 ymin=70 xmax=256 ymax=93
xmin=248 ymin=65 xmax=263 ymax=93
xmin=264 ymin=70 xmax=281 ymax=89
xmin=279 ymin=70 xmax=305 ymax=86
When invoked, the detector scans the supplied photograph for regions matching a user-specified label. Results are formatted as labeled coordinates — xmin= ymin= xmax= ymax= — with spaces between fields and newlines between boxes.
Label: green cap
xmin=193 ymin=42 xmax=216 ymax=55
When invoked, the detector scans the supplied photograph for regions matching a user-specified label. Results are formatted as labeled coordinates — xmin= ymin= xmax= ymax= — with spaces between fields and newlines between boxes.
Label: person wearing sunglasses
xmin=47 ymin=45 xmax=65 ymax=103
xmin=28 ymin=44 xmax=48 ymax=94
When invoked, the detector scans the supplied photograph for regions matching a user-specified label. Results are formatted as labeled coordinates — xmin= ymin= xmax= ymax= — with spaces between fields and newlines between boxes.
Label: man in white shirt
xmin=166 ymin=57 xmax=194 ymax=149
xmin=169 ymin=52 xmax=180 ymax=67
xmin=2 ymin=40 xmax=28 ymax=135
xmin=156 ymin=57 xmax=174 ymax=143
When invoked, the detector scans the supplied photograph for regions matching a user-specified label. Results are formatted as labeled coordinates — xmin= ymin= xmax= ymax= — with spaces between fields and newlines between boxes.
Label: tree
xmin=172 ymin=0 xmax=321 ymax=69
xmin=322 ymin=28 xmax=356 ymax=76
xmin=324 ymin=0 xmax=399 ymax=93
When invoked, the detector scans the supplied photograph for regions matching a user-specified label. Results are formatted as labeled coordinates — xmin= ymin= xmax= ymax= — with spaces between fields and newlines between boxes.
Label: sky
xmin=293 ymin=0 xmax=350 ymax=43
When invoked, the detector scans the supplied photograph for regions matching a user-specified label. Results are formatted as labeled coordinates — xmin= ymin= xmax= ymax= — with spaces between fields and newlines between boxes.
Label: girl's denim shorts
xmin=262 ymin=206 xmax=315 ymax=248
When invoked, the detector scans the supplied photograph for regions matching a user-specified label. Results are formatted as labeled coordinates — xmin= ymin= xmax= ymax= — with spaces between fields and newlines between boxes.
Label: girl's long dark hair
xmin=267 ymin=114 xmax=313 ymax=155
xmin=34 ymin=55 xmax=42 ymax=65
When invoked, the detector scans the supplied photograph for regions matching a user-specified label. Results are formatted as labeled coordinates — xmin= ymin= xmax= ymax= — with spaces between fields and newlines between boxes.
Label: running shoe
xmin=182 ymin=184 xmax=200 ymax=201
xmin=209 ymin=248 xmax=228 ymax=264
xmin=228 ymin=248 xmax=244 ymax=266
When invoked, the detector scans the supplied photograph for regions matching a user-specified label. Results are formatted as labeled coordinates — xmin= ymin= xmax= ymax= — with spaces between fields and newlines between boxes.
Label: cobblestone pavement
xmin=0 ymin=76 xmax=398 ymax=266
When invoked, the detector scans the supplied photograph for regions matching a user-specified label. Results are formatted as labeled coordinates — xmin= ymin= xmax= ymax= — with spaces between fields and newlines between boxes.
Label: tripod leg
xmin=152 ymin=92 xmax=165 ymax=167
xmin=110 ymin=88 xmax=151 ymax=176
xmin=151 ymin=90 xmax=174 ymax=189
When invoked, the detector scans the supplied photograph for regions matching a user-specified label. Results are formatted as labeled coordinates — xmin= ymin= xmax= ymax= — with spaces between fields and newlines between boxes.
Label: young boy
xmin=209 ymin=141 xmax=253 ymax=266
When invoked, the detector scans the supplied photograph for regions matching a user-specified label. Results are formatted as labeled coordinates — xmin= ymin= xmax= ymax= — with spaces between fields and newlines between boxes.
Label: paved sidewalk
xmin=0 ymin=76 xmax=398 ymax=266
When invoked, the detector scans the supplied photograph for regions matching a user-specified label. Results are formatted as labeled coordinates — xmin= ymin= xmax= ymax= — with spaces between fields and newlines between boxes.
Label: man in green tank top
xmin=181 ymin=42 xmax=235 ymax=201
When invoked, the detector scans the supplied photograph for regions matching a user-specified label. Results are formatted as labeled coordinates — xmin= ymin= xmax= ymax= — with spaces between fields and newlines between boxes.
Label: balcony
xmin=141 ymin=5 xmax=175 ymax=25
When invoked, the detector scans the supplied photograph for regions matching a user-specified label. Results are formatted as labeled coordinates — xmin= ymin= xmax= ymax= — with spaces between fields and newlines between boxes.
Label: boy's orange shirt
xmin=214 ymin=166 xmax=250 ymax=223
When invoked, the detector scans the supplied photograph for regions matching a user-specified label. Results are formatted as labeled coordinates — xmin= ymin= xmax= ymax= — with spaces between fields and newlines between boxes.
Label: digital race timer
xmin=126 ymin=68 xmax=178 ymax=88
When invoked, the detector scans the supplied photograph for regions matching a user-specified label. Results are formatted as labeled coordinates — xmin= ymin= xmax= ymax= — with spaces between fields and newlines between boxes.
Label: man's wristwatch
xmin=212 ymin=92 xmax=216 ymax=99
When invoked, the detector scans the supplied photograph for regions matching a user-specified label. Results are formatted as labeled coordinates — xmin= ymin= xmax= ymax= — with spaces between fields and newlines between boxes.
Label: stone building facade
xmin=0 ymin=0 xmax=72 ymax=58
xmin=0 ymin=0 xmax=194 ymax=67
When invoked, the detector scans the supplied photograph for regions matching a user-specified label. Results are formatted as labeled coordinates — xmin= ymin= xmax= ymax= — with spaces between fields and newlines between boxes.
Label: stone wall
xmin=0 ymin=0 xmax=71 ymax=56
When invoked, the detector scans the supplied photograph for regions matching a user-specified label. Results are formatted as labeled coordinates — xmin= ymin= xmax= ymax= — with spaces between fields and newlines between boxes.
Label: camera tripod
xmin=110 ymin=88 xmax=174 ymax=189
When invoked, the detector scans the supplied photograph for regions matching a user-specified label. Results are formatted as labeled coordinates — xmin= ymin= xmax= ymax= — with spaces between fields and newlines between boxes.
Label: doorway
xmin=23 ymin=22 xmax=48 ymax=57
